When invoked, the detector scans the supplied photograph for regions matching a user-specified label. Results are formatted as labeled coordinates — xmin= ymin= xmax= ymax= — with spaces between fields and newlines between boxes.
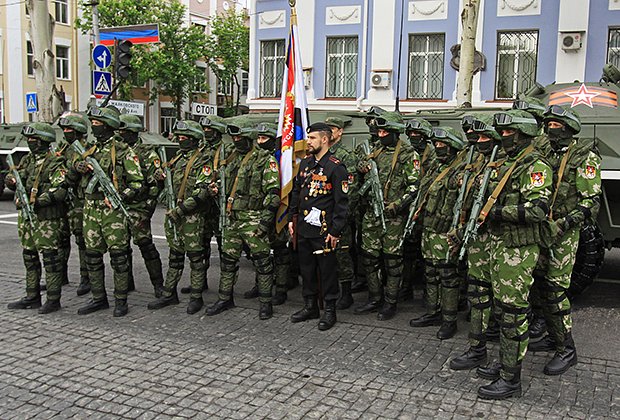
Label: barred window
xmin=194 ymin=67 xmax=208 ymax=93
xmin=495 ymin=31 xmax=538 ymax=100
xmin=326 ymin=36 xmax=358 ymax=98
xmin=56 ymin=46 xmax=70 ymax=80
xmin=607 ymin=28 xmax=620 ymax=68
xmin=408 ymin=33 xmax=445 ymax=99
xmin=54 ymin=0 xmax=68 ymax=24
xmin=260 ymin=39 xmax=285 ymax=97
xmin=26 ymin=41 xmax=34 ymax=76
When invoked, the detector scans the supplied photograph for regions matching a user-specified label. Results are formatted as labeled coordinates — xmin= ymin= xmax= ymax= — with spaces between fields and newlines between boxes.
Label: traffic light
xmin=115 ymin=39 xmax=133 ymax=80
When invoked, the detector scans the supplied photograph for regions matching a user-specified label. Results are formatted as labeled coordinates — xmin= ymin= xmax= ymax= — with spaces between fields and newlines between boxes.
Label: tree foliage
xmin=77 ymin=0 xmax=209 ymax=118
xmin=205 ymin=9 xmax=250 ymax=116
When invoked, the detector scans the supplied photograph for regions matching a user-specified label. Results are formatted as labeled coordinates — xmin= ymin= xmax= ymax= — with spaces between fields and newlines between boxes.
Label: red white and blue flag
xmin=99 ymin=24 xmax=160 ymax=46
xmin=276 ymin=10 xmax=309 ymax=233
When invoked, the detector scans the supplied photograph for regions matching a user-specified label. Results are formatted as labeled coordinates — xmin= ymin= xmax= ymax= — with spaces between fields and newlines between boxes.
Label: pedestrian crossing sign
xmin=25 ymin=92 xmax=38 ymax=113
xmin=93 ymin=70 xmax=112 ymax=96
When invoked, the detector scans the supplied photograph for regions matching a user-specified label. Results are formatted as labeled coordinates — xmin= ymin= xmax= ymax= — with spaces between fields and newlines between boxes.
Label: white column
xmin=76 ymin=6 xmax=92 ymax=110
xmin=247 ymin=0 xmax=258 ymax=101
xmin=6 ymin=3 xmax=24 ymax=122
xmin=555 ymin=0 xmax=590 ymax=83
xmin=296 ymin=0 xmax=316 ymax=101
xmin=367 ymin=0 xmax=396 ymax=104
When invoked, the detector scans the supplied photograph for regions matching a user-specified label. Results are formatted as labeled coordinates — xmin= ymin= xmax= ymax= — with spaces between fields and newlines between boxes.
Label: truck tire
xmin=568 ymin=223 xmax=605 ymax=299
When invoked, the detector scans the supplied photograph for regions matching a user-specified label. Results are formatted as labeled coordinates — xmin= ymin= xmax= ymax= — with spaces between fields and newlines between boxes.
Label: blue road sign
xmin=26 ymin=92 xmax=38 ymax=113
xmin=92 ymin=44 xmax=112 ymax=69
xmin=93 ymin=70 xmax=113 ymax=96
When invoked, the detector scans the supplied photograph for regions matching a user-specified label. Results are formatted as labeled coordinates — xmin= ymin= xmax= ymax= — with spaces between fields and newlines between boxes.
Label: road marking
xmin=153 ymin=234 xmax=218 ymax=245
xmin=0 ymin=213 xmax=18 ymax=219
xmin=0 ymin=220 xmax=18 ymax=225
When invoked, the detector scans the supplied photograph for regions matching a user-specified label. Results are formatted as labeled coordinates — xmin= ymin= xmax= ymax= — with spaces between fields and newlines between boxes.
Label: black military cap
xmin=306 ymin=122 xmax=333 ymax=133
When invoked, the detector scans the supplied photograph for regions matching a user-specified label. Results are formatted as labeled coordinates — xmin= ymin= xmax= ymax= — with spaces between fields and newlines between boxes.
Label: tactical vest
xmin=422 ymin=162 xmax=462 ymax=233
xmin=489 ymin=149 xmax=547 ymax=247
xmin=170 ymin=148 xmax=209 ymax=212
xmin=22 ymin=153 xmax=67 ymax=220
xmin=228 ymin=148 xmax=272 ymax=212
xmin=549 ymin=137 xmax=597 ymax=219
xmin=374 ymin=140 xmax=416 ymax=203
xmin=81 ymin=136 xmax=133 ymax=196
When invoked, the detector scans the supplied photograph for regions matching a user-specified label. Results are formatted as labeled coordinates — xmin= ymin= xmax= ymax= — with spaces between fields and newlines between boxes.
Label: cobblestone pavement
xmin=0 ymin=212 xmax=618 ymax=418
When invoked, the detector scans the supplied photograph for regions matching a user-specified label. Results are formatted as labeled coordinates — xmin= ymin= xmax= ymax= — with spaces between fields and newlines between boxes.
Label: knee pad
xmin=437 ymin=263 xmax=460 ymax=288
xmin=467 ymin=277 xmax=492 ymax=309
xmin=42 ymin=250 xmax=62 ymax=273
xmin=253 ymin=252 xmax=274 ymax=275
xmin=383 ymin=253 xmax=403 ymax=277
xmin=361 ymin=250 xmax=380 ymax=271
xmin=221 ymin=252 xmax=239 ymax=273
xmin=187 ymin=251 xmax=205 ymax=269
xmin=169 ymin=250 xmax=185 ymax=270
xmin=109 ymin=248 xmax=130 ymax=272
xmin=85 ymin=250 xmax=104 ymax=271
xmin=496 ymin=300 xmax=530 ymax=342
xmin=22 ymin=249 xmax=40 ymax=268
xmin=273 ymin=245 xmax=290 ymax=265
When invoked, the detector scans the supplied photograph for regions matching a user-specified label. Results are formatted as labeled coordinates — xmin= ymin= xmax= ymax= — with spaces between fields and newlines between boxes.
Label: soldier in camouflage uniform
xmin=58 ymin=114 xmax=91 ymax=296
xmin=401 ymin=118 xmax=437 ymax=301
xmin=324 ymin=117 xmax=358 ymax=310
xmin=527 ymin=105 xmax=601 ymax=376
xmin=449 ymin=115 xmax=505 ymax=370
xmin=148 ymin=120 xmax=212 ymax=314
xmin=474 ymin=110 xmax=552 ymax=400
xmin=410 ymin=126 xmax=466 ymax=339
xmin=206 ymin=121 xmax=280 ymax=320
xmin=354 ymin=112 xmax=420 ymax=321
xmin=5 ymin=123 xmax=69 ymax=314
xmin=70 ymin=106 xmax=144 ymax=317
xmin=117 ymin=114 xmax=165 ymax=297
xmin=512 ymin=97 xmax=550 ymax=157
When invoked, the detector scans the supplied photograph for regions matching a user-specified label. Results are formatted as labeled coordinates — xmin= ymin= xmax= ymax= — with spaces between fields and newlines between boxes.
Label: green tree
xmin=77 ymin=0 xmax=209 ymax=118
xmin=205 ymin=9 xmax=249 ymax=116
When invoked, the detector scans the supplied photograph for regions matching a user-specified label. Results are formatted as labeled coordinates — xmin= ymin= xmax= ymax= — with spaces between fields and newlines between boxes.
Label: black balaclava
xmin=119 ymin=131 xmax=139 ymax=146
xmin=179 ymin=136 xmax=199 ymax=152
xmin=379 ymin=131 xmax=398 ymax=147
xmin=545 ymin=124 xmax=573 ymax=150
xmin=27 ymin=138 xmax=48 ymax=155
xmin=258 ymin=137 xmax=276 ymax=152
xmin=234 ymin=136 xmax=252 ymax=153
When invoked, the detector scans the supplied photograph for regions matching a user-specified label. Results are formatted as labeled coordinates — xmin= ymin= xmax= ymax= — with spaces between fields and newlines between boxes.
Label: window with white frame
xmin=56 ymin=45 xmax=70 ymax=80
xmin=408 ymin=33 xmax=445 ymax=99
xmin=241 ymin=71 xmax=249 ymax=96
xmin=607 ymin=28 xmax=620 ymax=69
xmin=495 ymin=31 xmax=538 ymax=100
xmin=160 ymin=108 xmax=176 ymax=135
xmin=194 ymin=67 xmax=208 ymax=93
xmin=259 ymin=39 xmax=286 ymax=97
xmin=325 ymin=36 xmax=358 ymax=98
xmin=26 ymin=41 xmax=34 ymax=76
xmin=54 ymin=0 xmax=69 ymax=24
xmin=218 ymin=78 xmax=233 ymax=96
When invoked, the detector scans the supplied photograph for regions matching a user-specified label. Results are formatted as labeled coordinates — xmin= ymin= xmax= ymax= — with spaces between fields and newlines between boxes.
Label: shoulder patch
xmin=269 ymin=160 xmax=278 ymax=172
xmin=154 ymin=158 xmax=161 ymax=169
xmin=413 ymin=159 xmax=420 ymax=171
xmin=585 ymin=165 xmax=597 ymax=179
xmin=341 ymin=180 xmax=349 ymax=194
xmin=133 ymin=155 xmax=140 ymax=164
xmin=202 ymin=165 xmax=212 ymax=176
xmin=530 ymin=171 xmax=545 ymax=187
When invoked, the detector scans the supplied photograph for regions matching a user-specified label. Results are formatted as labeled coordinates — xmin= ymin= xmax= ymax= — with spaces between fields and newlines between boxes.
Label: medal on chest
xmin=308 ymin=168 xmax=331 ymax=197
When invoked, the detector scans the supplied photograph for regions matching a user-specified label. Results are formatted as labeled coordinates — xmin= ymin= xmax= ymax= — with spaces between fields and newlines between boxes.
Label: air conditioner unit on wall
xmin=370 ymin=71 xmax=390 ymax=88
xmin=561 ymin=32 xmax=583 ymax=51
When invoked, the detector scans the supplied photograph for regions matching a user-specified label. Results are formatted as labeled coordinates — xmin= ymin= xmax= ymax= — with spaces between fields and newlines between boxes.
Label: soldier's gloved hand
xmin=488 ymin=205 xmax=503 ymax=221
xmin=357 ymin=159 xmax=371 ymax=174
xmin=153 ymin=168 xmax=165 ymax=182
xmin=447 ymin=228 xmax=463 ymax=258
xmin=4 ymin=173 xmax=16 ymax=188
xmin=553 ymin=218 xmax=567 ymax=239
xmin=120 ymin=188 xmax=136 ymax=204
xmin=385 ymin=202 xmax=400 ymax=218
xmin=74 ymin=160 xmax=91 ymax=174
xmin=166 ymin=207 xmax=184 ymax=223
xmin=34 ymin=192 xmax=54 ymax=208
xmin=207 ymin=182 xmax=219 ymax=196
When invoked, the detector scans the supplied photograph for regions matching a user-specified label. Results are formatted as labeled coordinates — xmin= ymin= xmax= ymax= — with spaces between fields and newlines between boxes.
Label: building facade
xmin=247 ymin=0 xmax=620 ymax=112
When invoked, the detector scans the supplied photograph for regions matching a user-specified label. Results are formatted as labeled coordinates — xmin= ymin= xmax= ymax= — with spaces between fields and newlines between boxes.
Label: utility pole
xmin=456 ymin=0 xmax=480 ymax=107
xmin=85 ymin=0 xmax=101 ymax=45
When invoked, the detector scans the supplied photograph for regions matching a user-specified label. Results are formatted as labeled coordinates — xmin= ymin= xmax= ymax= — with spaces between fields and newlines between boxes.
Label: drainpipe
xmin=356 ymin=0 xmax=370 ymax=110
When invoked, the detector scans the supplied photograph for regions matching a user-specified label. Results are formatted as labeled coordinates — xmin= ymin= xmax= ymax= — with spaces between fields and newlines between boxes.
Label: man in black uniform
xmin=289 ymin=123 xmax=349 ymax=331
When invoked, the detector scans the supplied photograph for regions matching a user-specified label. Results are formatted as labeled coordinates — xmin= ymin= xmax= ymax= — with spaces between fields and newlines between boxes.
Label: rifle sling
xmin=111 ymin=140 xmax=118 ymax=190
xmin=549 ymin=144 xmax=572 ymax=220
xmin=29 ymin=154 xmax=49 ymax=204
xmin=177 ymin=148 xmax=202 ymax=203
xmin=383 ymin=140 xmax=402 ymax=198
xmin=478 ymin=144 xmax=535 ymax=225
xmin=460 ymin=155 xmax=487 ymax=223
xmin=226 ymin=147 xmax=255 ymax=213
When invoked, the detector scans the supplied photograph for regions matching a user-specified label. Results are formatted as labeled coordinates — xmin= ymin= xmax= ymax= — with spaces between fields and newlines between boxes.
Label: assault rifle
xmin=445 ymin=145 xmax=476 ymax=262
xmin=358 ymin=138 xmax=386 ymax=230
xmin=458 ymin=145 xmax=500 ymax=261
xmin=158 ymin=146 xmax=178 ymax=241
xmin=71 ymin=140 xmax=130 ymax=219
xmin=398 ymin=189 xmax=421 ymax=250
xmin=218 ymin=142 xmax=228 ymax=235
xmin=6 ymin=153 xmax=36 ymax=229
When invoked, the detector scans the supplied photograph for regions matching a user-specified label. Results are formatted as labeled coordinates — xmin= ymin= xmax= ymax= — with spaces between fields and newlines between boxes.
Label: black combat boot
xmin=147 ymin=290 xmax=180 ymax=310
xmin=38 ymin=300 xmax=61 ymax=314
xmin=528 ymin=334 xmax=555 ymax=352
xmin=272 ymin=291 xmax=287 ymax=306
xmin=206 ymin=298 xmax=235 ymax=316
xmin=8 ymin=296 xmax=42 ymax=310
xmin=529 ymin=315 xmax=547 ymax=340
xmin=336 ymin=282 xmax=354 ymax=310
xmin=243 ymin=284 xmax=259 ymax=299
xmin=437 ymin=321 xmax=457 ymax=340
xmin=181 ymin=282 xmax=208 ymax=294
xmin=543 ymin=334 xmax=578 ymax=375
xmin=353 ymin=299 xmax=382 ymax=314
xmin=377 ymin=302 xmax=397 ymax=321
xmin=259 ymin=302 xmax=273 ymax=320
xmin=476 ymin=361 xmax=502 ymax=380
xmin=113 ymin=299 xmax=128 ymax=317
xmin=77 ymin=298 xmax=110 ymax=315
xmin=450 ymin=345 xmax=487 ymax=370
xmin=290 ymin=296 xmax=320 ymax=323
xmin=318 ymin=301 xmax=337 ymax=331
xmin=409 ymin=312 xmax=441 ymax=327
xmin=477 ymin=368 xmax=522 ymax=400
xmin=186 ymin=297 xmax=204 ymax=315
xmin=76 ymin=277 xmax=91 ymax=296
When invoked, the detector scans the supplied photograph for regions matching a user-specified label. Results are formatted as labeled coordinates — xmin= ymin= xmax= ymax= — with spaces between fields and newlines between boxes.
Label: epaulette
xmin=329 ymin=156 xmax=341 ymax=165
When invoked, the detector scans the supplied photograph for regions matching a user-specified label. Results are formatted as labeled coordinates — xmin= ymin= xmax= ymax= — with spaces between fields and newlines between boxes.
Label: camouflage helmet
xmin=493 ymin=109 xmax=539 ymax=138
xmin=405 ymin=117 xmax=433 ymax=138
xmin=256 ymin=122 xmax=278 ymax=139
xmin=512 ymin=96 xmax=546 ymax=122
xmin=226 ymin=118 xmax=258 ymax=141
xmin=543 ymin=104 xmax=582 ymax=134
xmin=199 ymin=115 xmax=227 ymax=134
xmin=461 ymin=112 xmax=487 ymax=133
xmin=172 ymin=119 xmax=204 ymax=140
xmin=58 ymin=113 xmax=88 ymax=134
xmin=365 ymin=106 xmax=387 ymax=127
xmin=21 ymin=122 xmax=57 ymax=143
xmin=374 ymin=111 xmax=405 ymax=134
xmin=87 ymin=106 xmax=121 ymax=129
xmin=430 ymin=126 xmax=466 ymax=150
xmin=118 ymin=114 xmax=143 ymax=133
xmin=469 ymin=114 xmax=502 ymax=141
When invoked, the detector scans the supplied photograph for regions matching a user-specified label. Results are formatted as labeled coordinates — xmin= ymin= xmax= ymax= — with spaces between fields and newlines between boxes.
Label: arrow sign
xmin=93 ymin=70 xmax=112 ymax=96
xmin=92 ymin=44 xmax=112 ymax=69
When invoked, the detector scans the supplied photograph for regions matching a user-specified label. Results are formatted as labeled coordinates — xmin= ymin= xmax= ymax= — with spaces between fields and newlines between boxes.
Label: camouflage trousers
xmin=219 ymin=210 xmax=273 ymax=304
xmin=83 ymin=199 xmax=130 ymax=301
xmin=402 ymin=224 xmax=425 ymax=293
xmin=421 ymin=228 xmax=460 ymax=322
xmin=202 ymin=210 xmax=222 ymax=287
xmin=163 ymin=212 xmax=205 ymax=300
xmin=269 ymin=227 xmax=290 ymax=294
xmin=18 ymin=212 xmax=66 ymax=302
xmin=336 ymin=222 xmax=355 ymax=287
xmin=489 ymin=233 xmax=539 ymax=381
xmin=128 ymin=207 xmax=163 ymax=291
xmin=361 ymin=214 xmax=404 ymax=304
xmin=466 ymin=230 xmax=495 ymax=347
xmin=68 ymin=205 xmax=88 ymax=283
xmin=534 ymin=226 xmax=579 ymax=351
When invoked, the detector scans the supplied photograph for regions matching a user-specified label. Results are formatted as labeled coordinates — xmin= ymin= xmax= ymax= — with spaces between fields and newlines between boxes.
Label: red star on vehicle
xmin=564 ymin=83 xmax=601 ymax=108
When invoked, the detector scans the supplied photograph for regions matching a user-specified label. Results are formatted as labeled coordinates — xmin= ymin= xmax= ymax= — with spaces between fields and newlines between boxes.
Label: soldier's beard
xmin=309 ymin=144 xmax=322 ymax=155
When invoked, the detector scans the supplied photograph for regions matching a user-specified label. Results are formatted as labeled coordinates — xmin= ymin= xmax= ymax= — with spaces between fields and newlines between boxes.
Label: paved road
xmin=0 ymin=196 xmax=618 ymax=419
